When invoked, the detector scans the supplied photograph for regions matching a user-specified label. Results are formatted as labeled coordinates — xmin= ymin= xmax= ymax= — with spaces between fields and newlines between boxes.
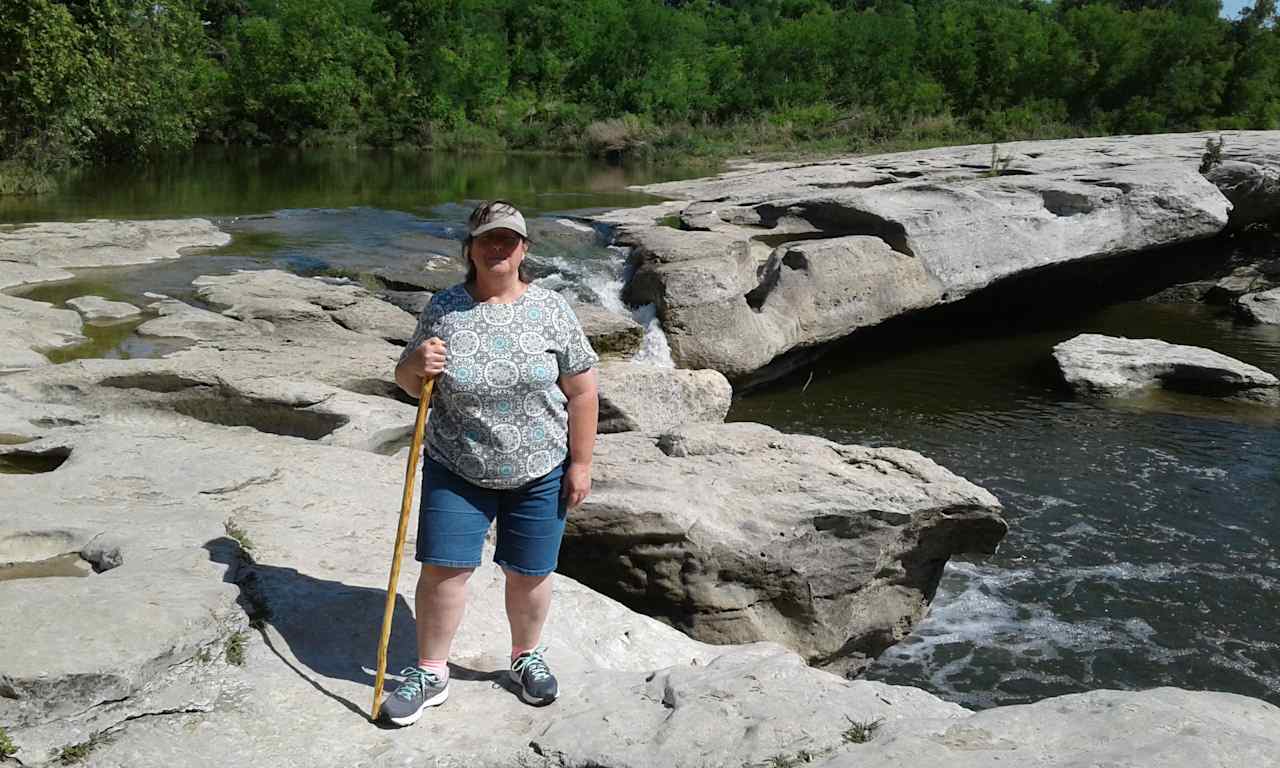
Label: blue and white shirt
xmin=401 ymin=283 xmax=598 ymax=488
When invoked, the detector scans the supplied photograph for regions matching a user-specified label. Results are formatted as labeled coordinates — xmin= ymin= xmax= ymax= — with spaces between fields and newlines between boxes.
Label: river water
xmin=5 ymin=149 xmax=1278 ymax=710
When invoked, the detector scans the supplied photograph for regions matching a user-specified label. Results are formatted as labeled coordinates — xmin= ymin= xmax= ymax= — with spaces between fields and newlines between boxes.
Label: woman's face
xmin=470 ymin=228 xmax=527 ymax=279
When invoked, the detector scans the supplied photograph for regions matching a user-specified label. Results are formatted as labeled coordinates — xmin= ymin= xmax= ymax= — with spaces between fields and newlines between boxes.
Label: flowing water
xmin=731 ymin=236 xmax=1280 ymax=709
xmin=4 ymin=149 xmax=1277 ymax=709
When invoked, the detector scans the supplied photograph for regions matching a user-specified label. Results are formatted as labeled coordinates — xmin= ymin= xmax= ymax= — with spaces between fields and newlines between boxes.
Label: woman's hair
xmin=463 ymin=200 xmax=533 ymax=284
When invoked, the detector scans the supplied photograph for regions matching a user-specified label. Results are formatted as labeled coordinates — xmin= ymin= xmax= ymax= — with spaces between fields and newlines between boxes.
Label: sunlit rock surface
xmin=598 ymin=131 xmax=1280 ymax=383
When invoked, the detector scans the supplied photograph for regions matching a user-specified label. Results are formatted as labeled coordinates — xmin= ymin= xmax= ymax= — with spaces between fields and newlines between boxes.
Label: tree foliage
xmin=1 ymin=0 xmax=1278 ymax=164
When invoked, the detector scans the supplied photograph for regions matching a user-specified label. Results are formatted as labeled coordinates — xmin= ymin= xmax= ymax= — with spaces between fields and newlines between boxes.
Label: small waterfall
xmin=628 ymin=302 xmax=674 ymax=366
xmin=537 ymin=221 xmax=675 ymax=367
xmin=605 ymin=246 xmax=674 ymax=367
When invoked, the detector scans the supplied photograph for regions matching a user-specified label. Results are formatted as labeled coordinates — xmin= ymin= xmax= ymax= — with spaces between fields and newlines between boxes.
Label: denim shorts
xmin=416 ymin=455 xmax=568 ymax=576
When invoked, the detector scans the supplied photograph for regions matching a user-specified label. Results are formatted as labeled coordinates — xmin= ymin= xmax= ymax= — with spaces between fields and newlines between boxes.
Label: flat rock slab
xmin=531 ymin=644 xmax=966 ymax=768
xmin=66 ymin=294 xmax=143 ymax=322
xmin=0 ymin=293 xmax=85 ymax=373
xmin=597 ymin=361 xmax=731 ymax=433
xmin=136 ymin=298 xmax=259 ymax=341
xmin=596 ymin=132 xmax=1280 ymax=382
xmin=817 ymin=687 xmax=1280 ymax=768
xmin=1237 ymin=287 xmax=1280 ymax=325
xmin=1053 ymin=333 xmax=1279 ymax=402
xmin=193 ymin=270 xmax=418 ymax=345
xmin=0 ymin=219 xmax=230 ymax=290
xmin=564 ymin=422 xmax=1007 ymax=674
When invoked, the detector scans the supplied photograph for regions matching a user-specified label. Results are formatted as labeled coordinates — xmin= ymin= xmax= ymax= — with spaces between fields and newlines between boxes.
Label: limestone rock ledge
xmin=2 ymin=262 xmax=1278 ymax=767
xmin=596 ymin=131 xmax=1280 ymax=383
xmin=563 ymin=422 xmax=1006 ymax=676
xmin=0 ymin=218 xmax=231 ymax=290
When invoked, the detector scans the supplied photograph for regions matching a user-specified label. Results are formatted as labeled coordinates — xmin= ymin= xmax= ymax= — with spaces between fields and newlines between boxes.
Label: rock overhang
xmin=596 ymin=132 xmax=1280 ymax=385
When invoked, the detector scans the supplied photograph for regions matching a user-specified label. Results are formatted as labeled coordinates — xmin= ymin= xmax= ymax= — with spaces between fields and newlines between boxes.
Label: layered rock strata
xmin=598 ymin=131 xmax=1280 ymax=382
xmin=562 ymin=422 xmax=1007 ymax=676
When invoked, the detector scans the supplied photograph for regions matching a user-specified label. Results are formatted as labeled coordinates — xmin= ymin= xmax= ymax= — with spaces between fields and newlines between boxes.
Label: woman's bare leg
xmin=415 ymin=564 xmax=474 ymax=661
xmin=504 ymin=570 xmax=553 ymax=651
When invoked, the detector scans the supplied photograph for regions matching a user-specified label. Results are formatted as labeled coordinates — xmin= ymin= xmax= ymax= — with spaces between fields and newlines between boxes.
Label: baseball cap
xmin=468 ymin=200 xmax=528 ymax=239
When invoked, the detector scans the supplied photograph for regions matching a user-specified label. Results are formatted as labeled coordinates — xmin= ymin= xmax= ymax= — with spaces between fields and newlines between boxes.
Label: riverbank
xmin=1 ymin=245 xmax=1275 ymax=767
xmin=2 ymin=135 xmax=1279 ymax=765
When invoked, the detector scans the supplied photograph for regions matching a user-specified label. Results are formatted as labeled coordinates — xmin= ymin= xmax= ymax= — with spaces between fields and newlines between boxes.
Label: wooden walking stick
xmin=371 ymin=376 xmax=434 ymax=721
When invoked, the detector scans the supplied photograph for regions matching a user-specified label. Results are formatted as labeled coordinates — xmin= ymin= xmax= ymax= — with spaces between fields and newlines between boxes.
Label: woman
xmin=383 ymin=200 xmax=599 ymax=726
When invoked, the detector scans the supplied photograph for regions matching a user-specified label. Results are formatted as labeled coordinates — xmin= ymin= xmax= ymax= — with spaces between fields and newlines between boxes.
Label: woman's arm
xmin=559 ymin=367 xmax=598 ymax=508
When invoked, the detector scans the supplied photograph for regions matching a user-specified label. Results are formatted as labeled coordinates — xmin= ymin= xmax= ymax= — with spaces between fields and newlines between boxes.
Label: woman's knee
xmin=419 ymin=564 xmax=475 ymax=586
xmin=503 ymin=568 xmax=551 ymax=592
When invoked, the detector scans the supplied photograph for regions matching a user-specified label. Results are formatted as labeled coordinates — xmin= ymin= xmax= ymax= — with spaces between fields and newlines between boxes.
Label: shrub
xmin=583 ymin=114 xmax=663 ymax=158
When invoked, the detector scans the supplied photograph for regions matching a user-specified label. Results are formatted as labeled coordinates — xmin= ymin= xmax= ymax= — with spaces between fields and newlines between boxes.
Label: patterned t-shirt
xmin=400 ymin=283 xmax=599 ymax=489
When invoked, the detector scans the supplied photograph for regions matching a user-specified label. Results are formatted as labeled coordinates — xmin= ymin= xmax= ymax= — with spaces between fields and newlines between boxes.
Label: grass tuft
xmin=842 ymin=715 xmax=884 ymax=744
xmin=58 ymin=732 xmax=105 ymax=764
xmin=224 ymin=519 xmax=255 ymax=555
xmin=0 ymin=726 xmax=16 ymax=759
xmin=984 ymin=143 xmax=1014 ymax=177
xmin=225 ymin=631 xmax=247 ymax=666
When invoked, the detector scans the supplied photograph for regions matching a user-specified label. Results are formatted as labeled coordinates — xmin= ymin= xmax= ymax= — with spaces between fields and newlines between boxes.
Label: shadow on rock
xmin=204 ymin=537 xmax=499 ymax=721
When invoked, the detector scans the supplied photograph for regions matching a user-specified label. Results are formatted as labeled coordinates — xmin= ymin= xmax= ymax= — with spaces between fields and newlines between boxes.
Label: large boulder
xmin=1205 ymin=159 xmax=1280 ymax=228
xmin=563 ymin=422 xmax=1007 ymax=675
xmin=597 ymin=132 xmax=1280 ymax=382
xmin=0 ymin=219 xmax=230 ymax=290
xmin=1237 ymin=287 xmax=1280 ymax=325
xmin=1053 ymin=333 xmax=1279 ymax=402
xmin=596 ymin=361 xmax=732 ymax=433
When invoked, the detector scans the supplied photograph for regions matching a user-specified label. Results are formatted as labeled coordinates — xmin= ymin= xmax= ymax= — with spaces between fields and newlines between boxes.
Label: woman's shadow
xmin=204 ymin=537 xmax=507 ymax=724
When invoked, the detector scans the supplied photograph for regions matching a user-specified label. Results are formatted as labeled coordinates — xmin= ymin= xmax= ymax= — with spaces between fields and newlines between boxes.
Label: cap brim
xmin=470 ymin=217 xmax=527 ymax=239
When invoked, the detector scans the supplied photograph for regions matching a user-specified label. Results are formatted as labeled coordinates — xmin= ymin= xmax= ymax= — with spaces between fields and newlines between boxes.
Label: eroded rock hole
xmin=172 ymin=396 xmax=348 ymax=440
xmin=0 ymin=530 xmax=122 ymax=582
xmin=1041 ymin=189 xmax=1096 ymax=217
xmin=101 ymin=373 xmax=207 ymax=393
xmin=0 ymin=553 xmax=92 ymax=581
xmin=0 ymin=446 xmax=71 ymax=474
xmin=755 ymin=203 xmax=915 ymax=258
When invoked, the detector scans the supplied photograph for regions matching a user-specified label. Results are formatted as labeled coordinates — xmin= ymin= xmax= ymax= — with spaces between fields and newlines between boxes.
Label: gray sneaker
xmin=381 ymin=667 xmax=448 ymax=726
xmin=509 ymin=646 xmax=558 ymax=706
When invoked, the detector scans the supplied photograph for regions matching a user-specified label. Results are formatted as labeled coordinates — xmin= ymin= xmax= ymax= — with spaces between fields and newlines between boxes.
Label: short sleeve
xmin=398 ymin=293 xmax=441 ymax=364
xmin=553 ymin=296 xmax=599 ymax=376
